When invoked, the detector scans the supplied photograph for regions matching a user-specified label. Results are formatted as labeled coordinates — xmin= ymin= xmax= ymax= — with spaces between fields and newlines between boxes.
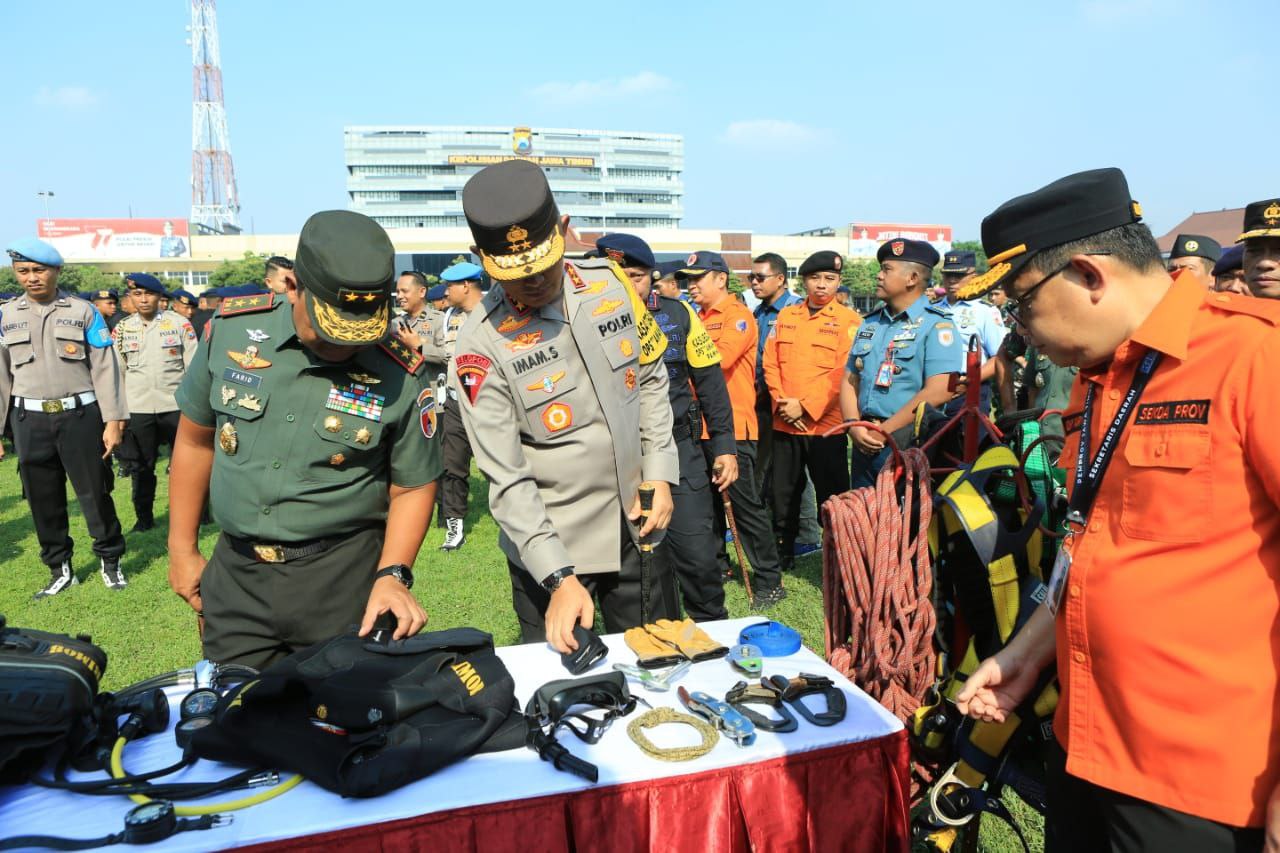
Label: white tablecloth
xmin=0 ymin=618 xmax=900 ymax=851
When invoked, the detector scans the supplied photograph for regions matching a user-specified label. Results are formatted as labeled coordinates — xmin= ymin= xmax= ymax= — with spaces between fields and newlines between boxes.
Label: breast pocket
xmin=211 ymin=390 xmax=269 ymax=465
xmin=53 ymin=326 xmax=86 ymax=361
xmin=304 ymin=412 xmax=386 ymax=482
xmin=1120 ymin=428 xmax=1212 ymax=543
xmin=3 ymin=329 xmax=34 ymax=367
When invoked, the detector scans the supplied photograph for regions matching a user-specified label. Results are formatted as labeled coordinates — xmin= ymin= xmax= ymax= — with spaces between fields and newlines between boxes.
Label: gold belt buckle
xmin=41 ymin=400 xmax=64 ymax=414
xmin=252 ymin=544 xmax=286 ymax=563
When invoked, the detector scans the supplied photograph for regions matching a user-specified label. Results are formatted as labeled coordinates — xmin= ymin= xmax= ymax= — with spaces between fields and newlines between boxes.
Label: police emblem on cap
xmin=507 ymin=225 xmax=531 ymax=252
xmin=687 ymin=253 xmax=698 ymax=266
xmin=1266 ymin=202 xmax=1280 ymax=225
xmin=1184 ymin=239 xmax=1199 ymax=252
xmin=891 ymin=241 xmax=905 ymax=256
xmin=833 ymin=255 xmax=842 ymax=270
xmin=605 ymin=248 xmax=625 ymax=263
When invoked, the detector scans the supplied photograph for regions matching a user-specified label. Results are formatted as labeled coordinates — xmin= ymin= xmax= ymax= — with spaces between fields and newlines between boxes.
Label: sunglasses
xmin=747 ymin=273 xmax=779 ymax=283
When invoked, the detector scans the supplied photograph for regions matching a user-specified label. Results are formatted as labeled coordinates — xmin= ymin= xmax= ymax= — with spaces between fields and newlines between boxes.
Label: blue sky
xmin=0 ymin=0 xmax=1272 ymax=244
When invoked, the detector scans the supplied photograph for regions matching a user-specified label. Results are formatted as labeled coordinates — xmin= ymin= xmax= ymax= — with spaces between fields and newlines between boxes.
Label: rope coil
xmin=627 ymin=708 xmax=718 ymax=761
xmin=823 ymin=443 xmax=937 ymax=723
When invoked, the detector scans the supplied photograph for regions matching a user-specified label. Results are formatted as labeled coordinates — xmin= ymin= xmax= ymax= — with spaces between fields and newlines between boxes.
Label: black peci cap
xmin=463 ymin=160 xmax=563 ymax=282
xmin=294 ymin=210 xmax=395 ymax=346
xmin=958 ymin=167 xmax=1143 ymax=300
xmin=1169 ymin=234 xmax=1221 ymax=262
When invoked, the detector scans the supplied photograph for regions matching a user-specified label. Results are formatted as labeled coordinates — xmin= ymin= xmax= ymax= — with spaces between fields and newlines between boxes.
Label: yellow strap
xmin=987 ymin=553 xmax=1021 ymax=643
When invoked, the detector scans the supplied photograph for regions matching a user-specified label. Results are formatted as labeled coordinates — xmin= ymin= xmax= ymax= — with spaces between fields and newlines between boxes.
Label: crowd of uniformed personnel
xmin=4 ymin=165 xmax=1280 ymax=850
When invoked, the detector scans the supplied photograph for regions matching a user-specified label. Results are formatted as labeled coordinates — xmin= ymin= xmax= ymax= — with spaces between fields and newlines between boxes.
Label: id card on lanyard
xmin=1046 ymin=349 xmax=1163 ymax=616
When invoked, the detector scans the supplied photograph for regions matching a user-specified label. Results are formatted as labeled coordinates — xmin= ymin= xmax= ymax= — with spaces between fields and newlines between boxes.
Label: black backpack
xmin=189 ymin=626 xmax=526 ymax=797
xmin=0 ymin=615 xmax=108 ymax=783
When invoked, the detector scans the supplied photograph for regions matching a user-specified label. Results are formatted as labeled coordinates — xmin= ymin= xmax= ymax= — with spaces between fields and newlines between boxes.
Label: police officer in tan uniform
xmin=0 ymin=238 xmax=129 ymax=597
xmin=454 ymin=160 xmax=679 ymax=653
xmin=113 ymin=273 xmax=198 ymax=531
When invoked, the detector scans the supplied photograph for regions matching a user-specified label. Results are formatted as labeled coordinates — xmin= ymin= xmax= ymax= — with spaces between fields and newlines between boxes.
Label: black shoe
xmin=753 ymin=585 xmax=788 ymax=608
xmin=131 ymin=518 xmax=155 ymax=533
xmin=34 ymin=562 xmax=78 ymax=600
xmin=100 ymin=558 xmax=127 ymax=591
xmin=779 ymin=554 xmax=796 ymax=572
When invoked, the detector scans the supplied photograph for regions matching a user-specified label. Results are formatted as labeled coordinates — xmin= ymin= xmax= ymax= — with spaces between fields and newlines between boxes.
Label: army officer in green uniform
xmin=168 ymin=211 xmax=441 ymax=668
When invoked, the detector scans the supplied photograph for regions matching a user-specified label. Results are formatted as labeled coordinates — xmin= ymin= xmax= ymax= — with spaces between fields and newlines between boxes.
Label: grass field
xmin=0 ymin=451 xmax=1041 ymax=851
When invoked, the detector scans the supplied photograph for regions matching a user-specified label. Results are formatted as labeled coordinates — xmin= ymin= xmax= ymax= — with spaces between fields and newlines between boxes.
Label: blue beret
xmin=653 ymin=259 xmax=686 ymax=280
xmin=125 ymin=273 xmax=167 ymax=295
xmin=440 ymin=261 xmax=484 ymax=282
xmin=427 ymin=284 xmax=447 ymax=301
xmin=1212 ymin=243 xmax=1244 ymax=276
xmin=171 ymin=289 xmax=197 ymax=306
xmin=594 ymin=233 xmax=656 ymax=269
xmin=6 ymin=237 xmax=63 ymax=267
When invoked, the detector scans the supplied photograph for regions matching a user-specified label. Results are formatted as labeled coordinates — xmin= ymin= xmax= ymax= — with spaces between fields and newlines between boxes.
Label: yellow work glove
xmin=624 ymin=627 xmax=685 ymax=670
xmin=645 ymin=618 xmax=729 ymax=663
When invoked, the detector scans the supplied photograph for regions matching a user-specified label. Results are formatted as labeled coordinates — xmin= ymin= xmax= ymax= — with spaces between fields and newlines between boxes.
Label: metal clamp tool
xmin=612 ymin=660 xmax=690 ymax=692
xmin=677 ymin=686 xmax=756 ymax=746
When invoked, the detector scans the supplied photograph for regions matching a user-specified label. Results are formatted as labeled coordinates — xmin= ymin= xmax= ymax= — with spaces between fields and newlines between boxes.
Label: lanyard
xmin=1067 ymin=349 xmax=1163 ymax=528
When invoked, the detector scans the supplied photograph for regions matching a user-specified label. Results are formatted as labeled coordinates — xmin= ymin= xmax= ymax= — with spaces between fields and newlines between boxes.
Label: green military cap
xmin=958 ymin=167 xmax=1143 ymax=300
xmin=294 ymin=210 xmax=395 ymax=346
xmin=1169 ymin=234 xmax=1221 ymax=262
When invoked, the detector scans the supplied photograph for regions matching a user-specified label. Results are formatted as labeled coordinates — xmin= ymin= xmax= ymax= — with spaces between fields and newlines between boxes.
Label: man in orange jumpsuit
xmin=762 ymin=250 xmax=860 ymax=560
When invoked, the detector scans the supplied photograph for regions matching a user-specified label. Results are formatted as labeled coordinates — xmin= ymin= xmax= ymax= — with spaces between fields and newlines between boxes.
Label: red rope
xmin=823 ymin=447 xmax=937 ymax=723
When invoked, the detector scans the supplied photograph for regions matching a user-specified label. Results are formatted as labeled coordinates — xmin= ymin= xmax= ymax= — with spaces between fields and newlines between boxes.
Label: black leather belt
xmin=224 ymin=533 xmax=339 ymax=564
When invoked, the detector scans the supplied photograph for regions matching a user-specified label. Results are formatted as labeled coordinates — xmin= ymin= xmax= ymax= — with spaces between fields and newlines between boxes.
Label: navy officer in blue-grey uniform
xmin=841 ymin=238 xmax=960 ymax=489
xmin=594 ymin=235 xmax=737 ymax=622
xmin=940 ymin=249 xmax=1008 ymax=416
xmin=0 ymin=237 xmax=130 ymax=597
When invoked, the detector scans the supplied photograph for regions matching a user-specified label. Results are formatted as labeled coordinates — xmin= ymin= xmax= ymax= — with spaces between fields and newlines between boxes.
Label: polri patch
xmin=222 ymin=367 xmax=262 ymax=388
xmin=455 ymin=353 xmax=492 ymax=405
xmin=1134 ymin=399 xmax=1210 ymax=426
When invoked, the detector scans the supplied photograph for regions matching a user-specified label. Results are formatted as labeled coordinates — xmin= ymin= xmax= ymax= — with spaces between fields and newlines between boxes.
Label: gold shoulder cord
xmin=627 ymin=707 xmax=718 ymax=762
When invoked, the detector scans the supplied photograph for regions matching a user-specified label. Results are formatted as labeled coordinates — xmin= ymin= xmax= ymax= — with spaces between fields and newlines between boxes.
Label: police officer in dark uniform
xmin=168 ymin=211 xmax=440 ymax=669
xmin=1 ymin=238 xmax=129 ymax=597
xmin=190 ymin=287 xmax=220 ymax=340
xmin=595 ymin=235 xmax=737 ymax=622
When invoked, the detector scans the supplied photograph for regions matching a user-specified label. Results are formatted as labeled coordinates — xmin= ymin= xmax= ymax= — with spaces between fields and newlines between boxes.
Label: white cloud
xmin=529 ymin=71 xmax=674 ymax=105
xmin=720 ymin=119 xmax=828 ymax=148
xmin=33 ymin=86 xmax=99 ymax=110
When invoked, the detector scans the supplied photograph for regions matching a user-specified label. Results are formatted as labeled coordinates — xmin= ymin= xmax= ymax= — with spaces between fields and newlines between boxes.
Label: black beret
xmin=1169 ymin=234 xmax=1221 ymax=262
xmin=959 ymin=167 xmax=1142 ymax=299
xmin=463 ymin=159 xmax=563 ymax=281
xmin=876 ymin=239 xmax=940 ymax=269
xmin=798 ymin=250 xmax=844 ymax=277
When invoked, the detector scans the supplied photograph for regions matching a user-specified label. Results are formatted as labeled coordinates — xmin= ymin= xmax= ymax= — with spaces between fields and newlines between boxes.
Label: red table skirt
xmin=243 ymin=730 xmax=910 ymax=853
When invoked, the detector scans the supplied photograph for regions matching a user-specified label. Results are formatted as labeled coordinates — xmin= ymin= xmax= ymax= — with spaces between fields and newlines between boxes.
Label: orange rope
xmin=823 ymin=446 xmax=937 ymax=723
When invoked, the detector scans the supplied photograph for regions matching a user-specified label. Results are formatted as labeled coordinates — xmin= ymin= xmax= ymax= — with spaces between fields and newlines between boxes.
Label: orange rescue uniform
xmin=699 ymin=295 xmax=759 ymax=440
xmin=1056 ymin=274 xmax=1280 ymax=827
xmin=762 ymin=300 xmax=860 ymax=435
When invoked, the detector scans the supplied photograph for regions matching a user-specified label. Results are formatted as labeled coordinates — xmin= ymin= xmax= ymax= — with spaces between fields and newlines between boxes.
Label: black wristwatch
xmin=541 ymin=566 xmax=575 ymax=593
xmin=375 ymin=564 xmax=414 ymax=590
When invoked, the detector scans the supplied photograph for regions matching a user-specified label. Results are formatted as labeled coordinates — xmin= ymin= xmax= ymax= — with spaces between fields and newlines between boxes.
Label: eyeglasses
xmin=1005 ymin=252 xmax=1110 ymax=325
xmin=747 ymin=273 xmax=779 ymax=283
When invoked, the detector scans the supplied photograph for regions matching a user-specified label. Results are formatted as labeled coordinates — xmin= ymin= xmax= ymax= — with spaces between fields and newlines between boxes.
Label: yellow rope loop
xmin=626 ymin=707 xmax=719 ymax=762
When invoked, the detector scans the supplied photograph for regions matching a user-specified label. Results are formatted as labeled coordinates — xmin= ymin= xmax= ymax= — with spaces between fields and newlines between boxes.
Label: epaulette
xmin=564 ymin=258 xmax=617 ymax=296
xmin=925 ymin=302 xmax=953 ymax=317
xmin=378 ymin=337 xmax=426 ymax=374
xmin=1205 ymin=291 xmax=1280 ymax=326
xmin=219 ymin=293 xmax=276 ymax=316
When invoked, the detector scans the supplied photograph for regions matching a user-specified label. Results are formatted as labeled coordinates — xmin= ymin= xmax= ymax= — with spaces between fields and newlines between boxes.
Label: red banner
xmin=850 ymin=222 xmax=953 ymax=243
xmin=36 ymin=218 xmax=190 ymax=260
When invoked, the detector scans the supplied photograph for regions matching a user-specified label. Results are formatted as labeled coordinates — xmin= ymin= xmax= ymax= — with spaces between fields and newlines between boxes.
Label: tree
xmin=841 ymin=259 xmax=880 ymax=298
xmin=209 ymin=251 xmax=269 ymax=288
xmin=951 ymin=240 xmax=988 ymax=273
xmin=727 ymin=272 xmax=743 ymax=294
xmin=0 ymin=264 xmax=124 ymax=296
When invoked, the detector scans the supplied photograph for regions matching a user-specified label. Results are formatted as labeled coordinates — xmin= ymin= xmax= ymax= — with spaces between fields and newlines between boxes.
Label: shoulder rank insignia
xmin=219 ymin=293 xmax=275 ymax=316
xmin=378 ymin=338 xmax=425 ymax=373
